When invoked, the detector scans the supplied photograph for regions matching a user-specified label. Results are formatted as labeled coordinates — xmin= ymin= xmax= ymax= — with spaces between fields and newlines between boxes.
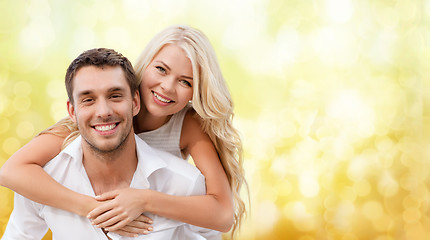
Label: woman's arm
xmin=90 ymin=111 xmax=234 ymax=232
xmin=0 ymin=133 xmax=98 ymax=216
xmin=171 ymin=110 xmax=234 ymax=230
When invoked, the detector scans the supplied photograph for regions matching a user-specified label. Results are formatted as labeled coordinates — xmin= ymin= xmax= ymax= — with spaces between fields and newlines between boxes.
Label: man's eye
xmin=111 ymin=94 xmax=122 ymax=99
xmin=82 ymin=98 xmax=93 ymax=103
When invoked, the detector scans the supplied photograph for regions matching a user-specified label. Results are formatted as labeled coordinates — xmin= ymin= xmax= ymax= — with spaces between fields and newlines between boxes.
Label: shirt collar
xmin=60 ymin=135 xmax=168 ymax=180
xmin=61 ymin=135 xmax=84 ymax=168
xmin=134 ymin=134 xmax=167 ymax=180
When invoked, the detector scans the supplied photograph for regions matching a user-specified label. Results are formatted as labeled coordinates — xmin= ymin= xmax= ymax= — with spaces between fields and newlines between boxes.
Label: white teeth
xmin=95 ymin=124 xmax=116 ymax=132
xmin=153 ymin=92 xmax=171 ymax=103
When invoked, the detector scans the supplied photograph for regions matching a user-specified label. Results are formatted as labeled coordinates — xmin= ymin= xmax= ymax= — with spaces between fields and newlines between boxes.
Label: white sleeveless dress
xmin=137 ymin=104 xmax=191 ymax=160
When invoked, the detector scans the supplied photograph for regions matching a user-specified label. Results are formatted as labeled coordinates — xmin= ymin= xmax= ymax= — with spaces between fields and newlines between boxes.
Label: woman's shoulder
xmin=183 ymin=107 xmax=202 ymax=129
xmin=178 ymin=103 xmax=195 ymax=117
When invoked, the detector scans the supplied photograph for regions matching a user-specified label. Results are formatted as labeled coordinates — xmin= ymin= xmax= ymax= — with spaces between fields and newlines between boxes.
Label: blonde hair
xmin=37 ymin=117 xmax=79 ymax=150
xmin=135 ymin=25 xmax=248 ymax=238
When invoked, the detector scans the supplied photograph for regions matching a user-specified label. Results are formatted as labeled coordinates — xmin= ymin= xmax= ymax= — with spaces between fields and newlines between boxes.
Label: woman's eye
xmin=156 ymin=66 xmax=166 ymax=74
xmin=180 ymin=80 xmax=192 ymax=87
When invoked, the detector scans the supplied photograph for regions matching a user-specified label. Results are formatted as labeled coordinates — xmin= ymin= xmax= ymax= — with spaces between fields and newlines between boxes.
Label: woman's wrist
xmin=76 ymin=194 xmax=98 ymax=217
xmin=139 ymin=189 xmax=154 ymax=213
xmin=144 ymin=189 xmax=165 ymax=214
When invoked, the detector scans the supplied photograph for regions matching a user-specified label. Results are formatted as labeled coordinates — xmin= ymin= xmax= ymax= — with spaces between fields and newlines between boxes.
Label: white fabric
xmin=138 ymin=104 xmax=191 ymax=160
xmin=137 ymin=105 xmax=221 ymax=240
xmin=2 ymin=135 xmax=208 ymax=240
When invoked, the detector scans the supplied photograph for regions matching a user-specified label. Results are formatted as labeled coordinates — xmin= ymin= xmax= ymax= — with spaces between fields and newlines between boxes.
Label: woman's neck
xmin=134 ymin=110 xmax=172 ymax=134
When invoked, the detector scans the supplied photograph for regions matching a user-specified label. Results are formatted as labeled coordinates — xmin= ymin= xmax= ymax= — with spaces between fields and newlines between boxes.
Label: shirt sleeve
xmin=188 ymin=173 xmax=206 ymax=196
xmin=2 ymin=193 xmax=49 ymax=240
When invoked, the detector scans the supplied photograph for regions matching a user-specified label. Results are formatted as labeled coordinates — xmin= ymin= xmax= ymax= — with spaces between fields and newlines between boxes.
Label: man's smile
xmin=92 ymin=122 xmax=119 ymax=133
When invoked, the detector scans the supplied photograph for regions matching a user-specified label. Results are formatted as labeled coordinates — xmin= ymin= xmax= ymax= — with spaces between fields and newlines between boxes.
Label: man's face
xmin=67 ymin=65 xmax=140 ymax=153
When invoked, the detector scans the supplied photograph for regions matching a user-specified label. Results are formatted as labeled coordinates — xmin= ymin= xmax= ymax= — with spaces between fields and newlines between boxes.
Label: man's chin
xmin=83 ymin=138 xmax=121 ymax=152
xmin=91 ymin=142 xmax=122 ymax=153
xmin=82 ymin=127 xmax=132 ymax=154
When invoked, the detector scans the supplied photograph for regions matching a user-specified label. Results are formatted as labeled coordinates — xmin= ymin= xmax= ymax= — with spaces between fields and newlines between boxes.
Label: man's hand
xmin=87 ymin=188 xmax=153 ymax=235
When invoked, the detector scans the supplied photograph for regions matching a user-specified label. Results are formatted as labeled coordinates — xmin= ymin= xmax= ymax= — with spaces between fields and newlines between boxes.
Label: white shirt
xmin=137 ymin=105 xmax=220 ymax=240
xmin=2 ymin=135 xmax=208 ymax=240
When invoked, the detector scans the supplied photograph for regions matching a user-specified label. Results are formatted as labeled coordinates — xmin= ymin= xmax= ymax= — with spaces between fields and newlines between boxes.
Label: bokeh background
xmin=1 ymin=0 xmax=430 ymax=239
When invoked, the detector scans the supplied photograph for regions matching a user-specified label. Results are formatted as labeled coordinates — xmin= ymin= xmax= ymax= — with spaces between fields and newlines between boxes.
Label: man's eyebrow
xmin=76 ymin=87 xmax=127 ymax=98
xmin=155 ymin=61 xmax=193 ymax=80
xmin=76 ymin=90 xmax=92 ymax=99
xmin=108 ymin=87 xmax=127 ymax=92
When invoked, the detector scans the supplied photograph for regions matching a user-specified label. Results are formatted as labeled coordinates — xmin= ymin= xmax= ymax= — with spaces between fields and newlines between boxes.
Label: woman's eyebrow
xmin=155 ymin=61 xmax=171 ymax=71
xmin=155 ymin=60 xmax=193 ymax=80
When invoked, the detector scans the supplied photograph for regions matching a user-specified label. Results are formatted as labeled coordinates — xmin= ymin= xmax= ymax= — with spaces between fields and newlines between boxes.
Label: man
xmin=2 ymin=48 xmax=206 ymax=240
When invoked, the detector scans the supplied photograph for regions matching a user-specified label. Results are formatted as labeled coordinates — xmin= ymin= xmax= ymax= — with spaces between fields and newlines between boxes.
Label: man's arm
xmin=2 ymin=193 xmax=49 ymax=240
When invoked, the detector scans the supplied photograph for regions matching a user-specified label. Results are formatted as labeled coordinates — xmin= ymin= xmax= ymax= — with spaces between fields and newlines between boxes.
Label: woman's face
xmin=140 ymin=44 xmax=194 ymax=118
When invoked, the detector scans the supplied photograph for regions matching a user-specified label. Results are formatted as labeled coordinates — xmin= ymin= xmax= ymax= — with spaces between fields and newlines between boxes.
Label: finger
xmin=116 ymin=225 xmax=152 ymax=235
xmin=95 ymin=190 xmax=118 ymax=201
xmin=135 ymin=214 xmax=153 ymax=224
xmin=124 ymin=219 xmax=152 ymax=230
xmin=87 ymin=201 xmax=115 ymax=219
xmin=92 ymin=209 xmax=120 ymax=226
xmin=105 ymin=213 xmax=153 ymax=232
xmin=97 ymin=214 xmax=128 ymax=229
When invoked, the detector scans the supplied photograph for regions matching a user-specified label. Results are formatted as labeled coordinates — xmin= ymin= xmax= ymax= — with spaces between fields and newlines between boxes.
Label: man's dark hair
xmin=65 ymin=48 xmax=138 ymax=104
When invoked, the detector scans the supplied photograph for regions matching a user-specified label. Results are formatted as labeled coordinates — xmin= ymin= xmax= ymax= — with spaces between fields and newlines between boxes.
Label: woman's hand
xmin=110 ymin=214 xmax=153 ymax=237
xmin=87 ymin=188 xmax=153 ymax=233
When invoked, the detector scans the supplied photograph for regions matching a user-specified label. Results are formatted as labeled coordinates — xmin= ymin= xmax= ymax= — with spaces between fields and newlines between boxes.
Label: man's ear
xmin=67 ymin=100 xmax=77 ymax=123
xmin=132 ymin=90 xmax=141 ymax=117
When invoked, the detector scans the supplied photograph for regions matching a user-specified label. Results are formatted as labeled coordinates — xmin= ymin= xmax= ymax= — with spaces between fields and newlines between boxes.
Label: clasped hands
xmin=87 ymin=188 xmax=153 ymax=237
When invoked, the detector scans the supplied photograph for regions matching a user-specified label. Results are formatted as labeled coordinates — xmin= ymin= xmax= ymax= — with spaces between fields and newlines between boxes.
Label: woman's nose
xmin=160 ymin=77 xmax=175 ymax=92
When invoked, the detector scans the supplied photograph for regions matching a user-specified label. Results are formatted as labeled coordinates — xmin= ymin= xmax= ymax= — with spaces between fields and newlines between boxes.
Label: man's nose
xmin=95 ymin=99 xmax=113 ymax=118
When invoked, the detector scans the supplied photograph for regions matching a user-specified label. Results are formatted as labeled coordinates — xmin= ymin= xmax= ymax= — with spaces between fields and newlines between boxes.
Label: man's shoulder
xmin=43 ymin=136 xmax=82 ymax=178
